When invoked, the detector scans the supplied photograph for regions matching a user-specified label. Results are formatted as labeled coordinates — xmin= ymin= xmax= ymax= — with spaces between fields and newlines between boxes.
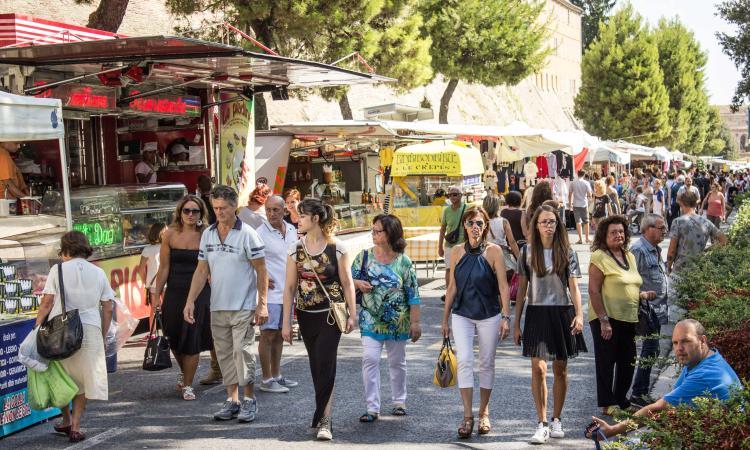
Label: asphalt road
xmin=6 ymin=232 xmax=670 ymax=449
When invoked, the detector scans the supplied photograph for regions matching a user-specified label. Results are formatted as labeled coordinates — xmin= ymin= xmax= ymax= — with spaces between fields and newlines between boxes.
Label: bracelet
xmin=501 ymin=314 xmax=511 ymax=321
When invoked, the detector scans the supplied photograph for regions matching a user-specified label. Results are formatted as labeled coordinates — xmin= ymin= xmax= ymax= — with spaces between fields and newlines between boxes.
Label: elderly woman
xmin=352 ymin=214 xmax=421 ymax=422
xmin=441 ymin=206 xmax=511 ymax=438
xmin=588 ymin=216 xmax=655 ymax=416
xmin=36 ymin=231 xmax=115 ymax=443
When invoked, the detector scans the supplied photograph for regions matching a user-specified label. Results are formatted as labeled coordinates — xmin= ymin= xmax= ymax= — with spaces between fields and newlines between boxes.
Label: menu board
xmin=0 ymin=318 xmax=59 ymax=437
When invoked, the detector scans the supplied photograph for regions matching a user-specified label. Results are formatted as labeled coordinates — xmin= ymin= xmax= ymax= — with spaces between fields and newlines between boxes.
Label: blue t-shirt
xmin=663 ymin=352 xmax=741 ymax=406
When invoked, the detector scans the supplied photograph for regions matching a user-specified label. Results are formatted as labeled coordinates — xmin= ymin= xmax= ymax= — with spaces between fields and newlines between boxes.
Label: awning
xmin=0 ymin=91 xmax=64 ymax=141
xmin=273 ymin=121 xmax=400 ymax=138
xmin=0 ymin=36 xmax=394 ymax=91
xmin=391 ymin=141 xmax=484 ymax=177
xmin=590 ymin=144 xmax=630 ymax=165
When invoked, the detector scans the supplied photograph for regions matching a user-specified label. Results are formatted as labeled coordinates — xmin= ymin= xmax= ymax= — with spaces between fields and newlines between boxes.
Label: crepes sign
xmin=391 ymin=151 xmax=461 ymax=176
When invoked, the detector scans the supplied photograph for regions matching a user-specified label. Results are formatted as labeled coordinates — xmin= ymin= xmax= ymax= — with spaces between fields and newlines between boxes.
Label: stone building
xmin=717 ymin=105 xmax=749 ymax=157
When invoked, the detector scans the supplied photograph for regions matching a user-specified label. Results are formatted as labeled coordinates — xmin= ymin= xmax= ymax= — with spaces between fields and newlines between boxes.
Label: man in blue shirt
xmin=588 ymin=319 xmax=741 ymax=440
xmin=629 ymin=214 xmax=669 ymax=407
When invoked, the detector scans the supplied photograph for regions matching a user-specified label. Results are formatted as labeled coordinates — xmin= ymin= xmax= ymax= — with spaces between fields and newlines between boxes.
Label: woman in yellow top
xmin=588 ymin=215 xmax=655 ymax=416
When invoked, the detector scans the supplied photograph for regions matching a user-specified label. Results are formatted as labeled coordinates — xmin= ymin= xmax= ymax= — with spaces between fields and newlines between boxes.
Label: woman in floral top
xmin=352 ymin=214 xmax=421 ymax=422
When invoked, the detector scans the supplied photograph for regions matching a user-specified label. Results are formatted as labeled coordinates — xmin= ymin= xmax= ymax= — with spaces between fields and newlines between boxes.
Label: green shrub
xmin=729 ymin=201 xmax=750 ymax=245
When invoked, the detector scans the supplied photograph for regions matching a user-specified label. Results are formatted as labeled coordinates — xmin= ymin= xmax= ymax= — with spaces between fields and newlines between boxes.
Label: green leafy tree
xmin=420 ymin=0 xmax=549 ymax=124
xmin=574 ymin=5 xmax=671 ymax=146
xmin=167 ymin=0 xmax=432 ymax=125
xmin=717 ymin=0 xmax=750 ymax=111
xmin=570 ymin=0 xmax=617 ymax=51
xmin=652 ymin=18 xmax=710 ymax=153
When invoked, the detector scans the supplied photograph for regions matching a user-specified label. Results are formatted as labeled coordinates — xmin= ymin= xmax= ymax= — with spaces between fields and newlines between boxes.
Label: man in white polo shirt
xmin=184 ymin=185 xmax=269 ymax=423
xmin=256 ymin=196 xmax=299 ymax=393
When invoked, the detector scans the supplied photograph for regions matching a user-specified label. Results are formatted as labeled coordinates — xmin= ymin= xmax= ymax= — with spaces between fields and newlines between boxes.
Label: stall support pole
xmin=58 ymin=135 xmax=73 ymax=230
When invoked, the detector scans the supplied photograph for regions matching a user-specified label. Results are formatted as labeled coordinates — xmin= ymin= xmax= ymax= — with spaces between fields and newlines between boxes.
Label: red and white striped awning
xmin=0 ymin=13 xmax=121 ymax=48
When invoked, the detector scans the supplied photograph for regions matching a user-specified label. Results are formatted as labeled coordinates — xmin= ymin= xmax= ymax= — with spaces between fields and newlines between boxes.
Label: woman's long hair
xmin=170 ymin=195 xmax=208 ymax=232
xmin=525 ymin=181 xmax=553 ymax=225
xmin=298 ymin=198 xmax=338 ymax=237
xmin=528 ymin=205 xmax=569 ymax=277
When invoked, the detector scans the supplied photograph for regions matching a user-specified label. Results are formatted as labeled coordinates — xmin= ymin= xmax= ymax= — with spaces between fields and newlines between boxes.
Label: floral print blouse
xmin=352 ymin=249 xmax=420 ymax=341
xmin=288 ymin=238 xmax=346 ymax=312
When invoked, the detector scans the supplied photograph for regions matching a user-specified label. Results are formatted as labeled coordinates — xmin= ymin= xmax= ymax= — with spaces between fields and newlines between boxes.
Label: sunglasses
xmin=465 ymin=220 xmax=485 ymax=228
xmin=182 ymin=208 xmax=202 ymax=216
xmin=449 ymin=193 xmax=462 ymax=197
xmin=539 ymin=220 xmax=557 ymax=227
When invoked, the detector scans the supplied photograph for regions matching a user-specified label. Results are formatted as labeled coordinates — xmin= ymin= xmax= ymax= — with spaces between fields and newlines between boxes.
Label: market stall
xmin=0 ymin=91 xmax=66 ymax=437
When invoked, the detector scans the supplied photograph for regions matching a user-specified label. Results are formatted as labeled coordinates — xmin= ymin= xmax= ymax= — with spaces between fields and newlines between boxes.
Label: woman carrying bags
xmin=441 ymin=206 xmax=511 ymax=439
xmin=513 ymin=205 xmax=586 ymax=444
xmin=282 ymin=198 xmax=357 ymax=441
xmin=352 ymin=214 xmax=421 ymax=422
xmin=36 ymin=231 xmax=115 ymax=443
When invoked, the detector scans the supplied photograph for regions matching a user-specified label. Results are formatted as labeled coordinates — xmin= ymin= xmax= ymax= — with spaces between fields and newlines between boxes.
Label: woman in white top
xmin=482 ymin=194 xmax=519 ymax=281
xmin=36 ymin=231 xmax=115 ymax=443
xmin=139 ymin=222 xmax=166 ymax=334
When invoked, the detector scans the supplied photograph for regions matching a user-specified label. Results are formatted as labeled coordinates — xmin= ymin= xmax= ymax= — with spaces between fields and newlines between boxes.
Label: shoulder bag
xmin=36 ymin=264 xmax=83 ymax=360
xmin=302 ymin=241 xmax=349 ymax=333
xmin=142 ymin=311 xmax=172 ymax=371
xmin=444 ymin=204 xmax=466 ymax=245
xmin=355 ymin=249 xmax=369 ymax=306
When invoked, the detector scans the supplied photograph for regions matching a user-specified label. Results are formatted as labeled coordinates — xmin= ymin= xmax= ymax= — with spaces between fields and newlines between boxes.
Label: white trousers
xmin=361 ymin=336 xmax=407 ymax=414
xmin=451 ymin=313 xmax=501 ymax=389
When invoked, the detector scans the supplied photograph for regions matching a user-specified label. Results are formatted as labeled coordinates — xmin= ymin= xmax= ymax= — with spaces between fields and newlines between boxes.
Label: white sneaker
xmin=316 ymin=416 xmax=333 ymax=441
xmin=259 ymin=380 xmax=290 ymax=393
xmin=529 ymin=422 xmax=550 ymax=444
xmin=549 ymin=418 xmax=564 ymax=438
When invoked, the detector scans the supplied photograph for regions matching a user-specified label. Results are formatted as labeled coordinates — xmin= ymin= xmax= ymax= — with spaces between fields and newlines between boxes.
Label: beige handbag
xmin=302 ymin=242 xmax=349 ymax=333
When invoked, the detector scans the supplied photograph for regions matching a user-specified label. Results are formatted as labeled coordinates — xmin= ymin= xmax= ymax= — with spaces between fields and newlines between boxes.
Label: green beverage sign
xmin=73 ymin=218 xmax=122 ymax=247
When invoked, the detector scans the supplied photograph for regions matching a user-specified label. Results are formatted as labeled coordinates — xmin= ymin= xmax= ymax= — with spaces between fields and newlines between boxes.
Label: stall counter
xmin=0 ymin=317 xmax=60 ymax=437
xmin=392 ymin=206 xmax=443 ymax=228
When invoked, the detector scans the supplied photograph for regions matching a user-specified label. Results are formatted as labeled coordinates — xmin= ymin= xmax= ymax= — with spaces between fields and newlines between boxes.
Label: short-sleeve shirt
xmin=198 ymin=218 xmax=265 ymax=311
xmin=588 ymin=249 xmax=642 ymax=322
xmin=669 ymin=214 xmax=721 ymax=273
xmin=441 ymin=203 xmax=466 ymax=247
xmin=43 ymin=258 xmax=116 ymax=329
xmin=518 ymin=245 xmax=581 ymax=306
xmin=352 ymin=250 xmax=420 ymax=341
xmin=0 ymin=147 xmax=26 ymax=198
xmin=256 ymin=221 xmax=297 ymax=305
xmin=592 ymin=195 xmax=610 ymax=218
xmin=238 ymin=206 xmax=267 ymax=229
xmin=288 ymin=238 xmax=347 ymax=312
xmin=664 ymin=352 xmax=741 ymax=406
xmin=570 ymin=179 xmax=592 ymax=208
xmin=134 ymin=161 xmax=156 ymax=183
xmin=140 ymin=244 xmax=160 ymax=288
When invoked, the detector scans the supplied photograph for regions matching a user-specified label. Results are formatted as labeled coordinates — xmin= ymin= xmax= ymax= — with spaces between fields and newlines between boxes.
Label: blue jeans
xmin=631 ymin=324 xmax=661 ymax=397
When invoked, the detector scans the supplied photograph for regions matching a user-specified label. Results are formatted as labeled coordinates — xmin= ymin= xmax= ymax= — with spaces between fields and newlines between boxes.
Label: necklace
xmin=606 ymin=248 xmax=630 ymax=271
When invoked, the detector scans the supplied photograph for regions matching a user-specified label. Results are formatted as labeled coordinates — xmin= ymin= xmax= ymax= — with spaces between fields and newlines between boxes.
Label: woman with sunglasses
xmin=513 ymin=205 xmax=586 ymax=444
xmin=152 ymin=195 xmax=213 ymax=401
xmin=441 ymin=206 xmax=511 ymax=439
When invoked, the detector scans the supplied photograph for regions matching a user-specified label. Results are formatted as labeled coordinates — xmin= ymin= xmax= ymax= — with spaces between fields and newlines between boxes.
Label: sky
xmin=626 ymin=0 xmax=741 ymax=106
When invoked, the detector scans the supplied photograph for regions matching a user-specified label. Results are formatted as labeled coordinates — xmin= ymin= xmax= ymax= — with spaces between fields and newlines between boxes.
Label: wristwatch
xmin=501 ymin=314 xmax=511 ymax=322
xmin=598 ymin=315 xmax=610 ymax=322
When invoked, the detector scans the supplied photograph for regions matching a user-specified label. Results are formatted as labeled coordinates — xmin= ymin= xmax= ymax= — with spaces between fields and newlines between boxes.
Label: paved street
xmin=7 ymin=231 xmax=669 ymax=449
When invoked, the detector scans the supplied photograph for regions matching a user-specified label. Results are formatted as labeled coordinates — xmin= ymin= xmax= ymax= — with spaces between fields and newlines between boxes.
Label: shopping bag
xmin=142 ymin=312 xmax=172 ymax=371
xmin=18 ymin=327 xmax=49 ymax=372
xmin=28 ymin=360 xmax=78 ymax=410
xmin=433 ymin=337 xmax=458 ymax=388
xmin=509 ymin=272 xmax=520 ymax=302
xmin=106 ymin=297 xmax=139 ymax=358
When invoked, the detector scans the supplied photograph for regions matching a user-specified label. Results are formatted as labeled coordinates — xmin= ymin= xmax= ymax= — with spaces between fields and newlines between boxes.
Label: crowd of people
xmin=32 ymin=164 xmax=748 ymax=444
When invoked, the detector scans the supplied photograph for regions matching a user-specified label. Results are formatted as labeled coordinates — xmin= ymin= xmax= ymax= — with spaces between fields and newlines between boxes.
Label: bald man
xmin=0 ymin=142 xmax=28 ymax=198
xmin=587 ymin=319 xmax=741 ymax=440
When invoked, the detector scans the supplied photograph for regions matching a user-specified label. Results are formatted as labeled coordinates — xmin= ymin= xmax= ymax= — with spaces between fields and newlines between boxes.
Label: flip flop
xmin=391 ymin=406 xmax=407 ymax=416
xmin=359 ymin=412 xmax=379 ymax=423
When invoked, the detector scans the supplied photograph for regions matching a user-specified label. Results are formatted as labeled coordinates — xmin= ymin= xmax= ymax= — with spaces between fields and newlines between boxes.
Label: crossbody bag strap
xmin=360 ymin=249 xmax=369 ymax=282
xmin=301 ymin=239 xmax=333 ymax=306
xmin=57 ymin=263 xmax=67 ymax=318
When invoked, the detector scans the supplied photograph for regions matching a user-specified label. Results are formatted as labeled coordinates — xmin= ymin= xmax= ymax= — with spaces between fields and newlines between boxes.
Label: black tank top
xmin=452 ymin=243 xmax=501 ymax=320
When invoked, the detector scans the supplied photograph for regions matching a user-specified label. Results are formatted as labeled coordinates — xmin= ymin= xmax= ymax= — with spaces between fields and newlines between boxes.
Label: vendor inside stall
xmin=0 ymin=142 xmax=29 ymax=198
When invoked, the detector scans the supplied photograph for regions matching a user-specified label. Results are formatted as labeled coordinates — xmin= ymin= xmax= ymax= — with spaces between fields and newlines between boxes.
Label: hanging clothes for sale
xmin=524 ymin=159 xmax=539 ymax=185
xmin=535 ymin=155 xmax=549 ymax=178
xmin=496 ymin=166 xmax=509 ymax=193
xmin=547 ymin=153 xmax=557 ymax=178
xmin=484 ymin=169 xmax=498 ymax=191
xmin=508 ymin=172 xmax=520 ymax=192
xmin=555 ymin=150 xmax=573 ymax=178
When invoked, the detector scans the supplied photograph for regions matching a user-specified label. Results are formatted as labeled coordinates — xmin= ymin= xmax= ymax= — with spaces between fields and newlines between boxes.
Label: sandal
xmin=69 ymin=430 xmax=86 ymax=443
xmin=176 ymin=373 xmax=184 ymax=391
xmin=182 ymin=386 xmax=196 ymax=401
xmin=391 ymin=406 xmax=407 ymax=416
xmin=457 ymin=416 xmax=474 ymax=439
xmin=478 ymin=415 xmax=491 ymax=435
xmin=53 ymin=422 xmax=71 ymax=435
xmin=359 ymin=412 xmax=379 ymax=423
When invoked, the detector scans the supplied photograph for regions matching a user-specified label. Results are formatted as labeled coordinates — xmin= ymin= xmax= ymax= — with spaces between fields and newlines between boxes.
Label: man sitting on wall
xmin=587 ymin=319 xmax=741 ymax=441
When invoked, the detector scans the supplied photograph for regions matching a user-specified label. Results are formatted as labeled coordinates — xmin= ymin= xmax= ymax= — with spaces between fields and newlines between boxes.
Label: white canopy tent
xmin=589 ymin=143 xmax=631 ymax=165
xmin=0 ymin=91 xmax=71 ymax=228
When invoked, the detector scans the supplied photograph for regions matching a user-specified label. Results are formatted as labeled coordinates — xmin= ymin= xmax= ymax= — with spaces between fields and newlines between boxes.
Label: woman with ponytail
xmin=282 ymin=199 xmax=356 ymax=441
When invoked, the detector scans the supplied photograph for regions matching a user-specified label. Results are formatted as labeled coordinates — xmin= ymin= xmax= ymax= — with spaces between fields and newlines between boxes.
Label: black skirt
xmin=522 ymin=305 xmax=587 ymax=361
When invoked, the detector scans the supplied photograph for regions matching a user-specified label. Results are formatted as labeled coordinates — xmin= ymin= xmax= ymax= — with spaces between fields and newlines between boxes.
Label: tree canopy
xmin=570 ymin=0 xmax=617 ymax=51
xmin=717 ymin=0 xmax=750 ymax=111
xmin=419 ymin=0 xmax=549 ymax=123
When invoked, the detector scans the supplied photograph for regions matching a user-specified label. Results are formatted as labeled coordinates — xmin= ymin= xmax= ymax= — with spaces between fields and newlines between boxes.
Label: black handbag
xmin=355 ymin=249 xmax=369 ymax=305
xmin=636 ymin=299 xmax=660 ymax=337
xmin=36 ymin=264 xmax=83 ymax=360
xmin=142 ymin=311 xmax=172 ymax=371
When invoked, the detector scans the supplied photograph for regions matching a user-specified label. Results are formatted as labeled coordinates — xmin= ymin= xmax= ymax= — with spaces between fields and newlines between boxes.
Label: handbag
xmin=142 ymin=311 xmax=172 ymax=371
xmin=509 ymin=272 xmax=520 ymax=301
xmin=302 ymin=242 xmax=349 ymax=333
xmin=444 ymin=204 xmax=466 ymax=245
xmin=433 ymin=337 xmax=458 ymax=388
xmin=636 ymin=299 xmax=660 ymax=337
xmin=36 ymin=264 xmax=83 ymax=360
xmin=355 ymin=249 xmax=369 ymax=306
